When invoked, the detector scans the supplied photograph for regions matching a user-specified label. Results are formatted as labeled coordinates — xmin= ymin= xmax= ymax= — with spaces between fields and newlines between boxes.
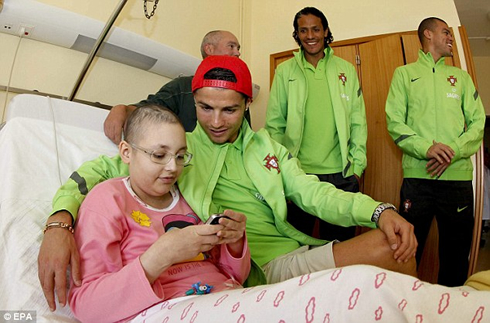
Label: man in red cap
xmin=103 ymin=30 xmax=252 ymax=144
xmin=39 ymin=55 xmax=417 ymax=311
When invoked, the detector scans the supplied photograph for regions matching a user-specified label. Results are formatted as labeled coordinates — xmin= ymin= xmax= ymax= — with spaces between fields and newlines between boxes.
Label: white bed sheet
xmin=0 ymin=94 xmax=118 ymax=323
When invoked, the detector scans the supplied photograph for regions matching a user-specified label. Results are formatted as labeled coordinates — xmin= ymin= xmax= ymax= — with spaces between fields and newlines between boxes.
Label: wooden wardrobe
xmin=270 ymin=28 xmax=484 ymax=283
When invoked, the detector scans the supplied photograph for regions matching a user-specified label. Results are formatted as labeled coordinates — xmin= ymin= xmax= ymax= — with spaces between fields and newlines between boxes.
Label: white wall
xmin=0 ymin=32 xmax=170 ymax=121
xmin=36 ymin=0 xmax=243 ymax=59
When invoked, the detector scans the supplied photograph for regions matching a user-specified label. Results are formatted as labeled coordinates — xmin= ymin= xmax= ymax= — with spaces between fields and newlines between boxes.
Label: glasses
xmin=129 ymin=143 xmax=193 ymax=166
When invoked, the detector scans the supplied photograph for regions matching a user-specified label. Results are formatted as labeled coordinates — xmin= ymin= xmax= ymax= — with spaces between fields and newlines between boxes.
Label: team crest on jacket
xmin=264 ymin=154 xmax=280 ymax=173
xmin=447 ymin=75 xmax=457 ymax=86
xmin=338 ymin=73 xmax=347 ymax=86
xmin=402 ymin=199 xmax=412 ymax=213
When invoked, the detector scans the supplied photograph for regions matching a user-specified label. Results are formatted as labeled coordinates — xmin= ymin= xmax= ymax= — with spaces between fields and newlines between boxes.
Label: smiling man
xmin=265 ymin=7 xmax=368 ymax=243
xmin=385 ymin=17 xmax=485 ymax=286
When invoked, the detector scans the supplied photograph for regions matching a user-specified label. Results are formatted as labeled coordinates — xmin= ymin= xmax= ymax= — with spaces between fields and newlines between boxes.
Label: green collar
xmin=418 ymin=49 xmax=446 ymax=68
xmin=294 ymin=46 xmax=334 ymax=67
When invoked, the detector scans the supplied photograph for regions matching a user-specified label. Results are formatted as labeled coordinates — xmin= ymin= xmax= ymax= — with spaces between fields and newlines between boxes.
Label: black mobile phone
xmin=205 ymin=214 xmax=230 ymax=225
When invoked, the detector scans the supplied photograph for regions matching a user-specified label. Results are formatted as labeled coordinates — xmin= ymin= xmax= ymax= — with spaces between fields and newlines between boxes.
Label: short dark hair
xmin=203 ymin=67 xmax=237 ymax=83
xmin=292 ymin=7 xmax=334 ymax=48
xmin=123 ymin=104 xmax=183 ymax=144
xmin=417 ymin=17 xmax=448 ymax=44
xmin=203 ymin=67 xmax=249 ymax=100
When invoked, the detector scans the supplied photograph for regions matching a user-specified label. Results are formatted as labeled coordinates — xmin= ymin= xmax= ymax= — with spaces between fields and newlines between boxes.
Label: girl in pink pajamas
xmin=68 ymin=105 xmax=250 ymax=322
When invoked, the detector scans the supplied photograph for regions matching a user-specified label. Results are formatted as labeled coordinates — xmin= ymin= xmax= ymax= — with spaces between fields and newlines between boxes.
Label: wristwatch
xmin=371 ymin=203 xmax=397 ymax=227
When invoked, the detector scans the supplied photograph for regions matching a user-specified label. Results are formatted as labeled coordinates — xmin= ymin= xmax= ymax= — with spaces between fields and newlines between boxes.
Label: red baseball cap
xmin=192 ymin=56 xmax=253 ymax=98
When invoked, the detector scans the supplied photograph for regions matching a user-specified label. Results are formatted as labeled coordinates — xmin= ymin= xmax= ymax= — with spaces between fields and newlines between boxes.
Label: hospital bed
xmin=0 ymin=94 xmax=488 ymax=323
xmin=0 ymin=94 xmax=117 ymax=322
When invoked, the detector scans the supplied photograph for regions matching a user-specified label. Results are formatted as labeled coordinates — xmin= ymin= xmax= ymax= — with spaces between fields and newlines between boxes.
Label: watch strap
xmin=371 ymin=203 xmax=397 ymax=227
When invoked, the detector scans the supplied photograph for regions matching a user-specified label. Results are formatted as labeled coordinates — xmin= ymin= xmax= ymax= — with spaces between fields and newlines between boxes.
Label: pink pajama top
xmin=68 ymin=177 xmax=250 ymax=323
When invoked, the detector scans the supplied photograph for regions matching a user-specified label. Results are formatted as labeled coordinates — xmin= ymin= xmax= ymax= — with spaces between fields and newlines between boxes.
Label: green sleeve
xmin=276 ymin=140 xmax=378 ymax=228
xmin=447 ymin=73 xmax=485 ymax=161
xmin=348 ymin=70 xmax=368 ymax=177
xmin=51 ymin=155 xmax=129 ymax=221
xmin=385 ymin=68 xmax=432 ymax=159
xmin=243 ymin=260 xmax=267 ymax=287
xmin=265 ymin=66 xmax=288 ymax=144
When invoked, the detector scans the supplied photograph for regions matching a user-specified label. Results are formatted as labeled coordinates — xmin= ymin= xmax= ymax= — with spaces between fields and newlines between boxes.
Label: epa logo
xmin=2 ymin=311 xmax=36 ymax=322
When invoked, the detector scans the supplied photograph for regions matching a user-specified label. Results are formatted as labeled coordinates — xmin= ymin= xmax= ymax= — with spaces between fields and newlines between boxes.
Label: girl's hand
xmin=140 ymin=225 xmax=221 ymax=283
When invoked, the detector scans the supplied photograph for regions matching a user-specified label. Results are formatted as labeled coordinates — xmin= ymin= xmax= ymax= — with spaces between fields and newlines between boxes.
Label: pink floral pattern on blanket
xmin=132 ymin=265 xmax=489 ymax=323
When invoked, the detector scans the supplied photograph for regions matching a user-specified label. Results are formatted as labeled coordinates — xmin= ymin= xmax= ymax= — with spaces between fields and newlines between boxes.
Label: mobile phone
xmin=205 ymin=214 xmax=230 ymax=225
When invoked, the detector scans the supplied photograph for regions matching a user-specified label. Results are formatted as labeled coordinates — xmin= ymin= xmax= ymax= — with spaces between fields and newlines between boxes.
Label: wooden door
xmin=331 ymin=45 xmax=358 ymax=69
xmin=358 ymin=35 xmax=405 ymax=207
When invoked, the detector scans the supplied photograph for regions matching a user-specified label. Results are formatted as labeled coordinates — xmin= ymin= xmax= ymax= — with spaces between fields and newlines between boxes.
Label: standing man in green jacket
xmin=385 ymin=17 xmax=485 ymax=286
xmin=265 ymin=7 xmax=368 ymax=242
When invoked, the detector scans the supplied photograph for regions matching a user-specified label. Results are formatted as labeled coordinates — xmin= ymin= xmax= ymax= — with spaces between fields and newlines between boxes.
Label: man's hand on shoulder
xmin=104 ymin=105 xmax=137 ymax=144
xmin=38 ymin=211 xmax=81 ymax=312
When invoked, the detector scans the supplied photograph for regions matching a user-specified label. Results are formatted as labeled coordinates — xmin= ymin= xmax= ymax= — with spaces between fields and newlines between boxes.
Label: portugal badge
xmin=338 ymin=73 xmax=347 ymax=86
xmin=447 ymin=75 xmax=457 ymax=86
xmin=403 ymin=199 xmax=412 ymax=213
xmin=264 ymin=154 xmax=280 ymax=173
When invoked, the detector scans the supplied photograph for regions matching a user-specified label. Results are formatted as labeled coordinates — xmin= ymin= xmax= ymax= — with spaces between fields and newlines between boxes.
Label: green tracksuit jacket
xmin=265 ymin=47 xmax=367 ymax=177
xmin=52 ymin=121 xmax=379 ymax=286
xmin=385 ymin=50 xmax=485 ymax=180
